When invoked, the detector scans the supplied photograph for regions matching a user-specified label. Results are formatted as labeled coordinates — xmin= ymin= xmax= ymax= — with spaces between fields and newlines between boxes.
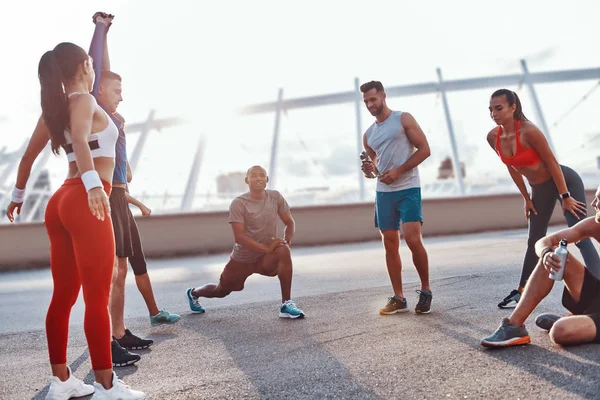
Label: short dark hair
xmin=100 ymin=70 xmax=122 ymax=82
xmin=360 ymin=81 xmax=384 ymax=93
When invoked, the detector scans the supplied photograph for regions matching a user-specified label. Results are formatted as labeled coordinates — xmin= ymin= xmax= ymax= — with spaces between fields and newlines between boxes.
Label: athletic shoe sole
xmin=379 ymin=308 xmax=410 ymax=315
xmin=415 ymin=309 xmax=431 ymax=314
xmin=480 ymin=335 xmax=531 ymax=347
xmin=113 ymin=358 xmax=140 ymax=367
xmin=150 ymin=317 xmax=182 ymax=326
xmin=120 ymin=344 xmax=152 ymax=350
xmin=279 ymin=312 xmax=305 ymax=319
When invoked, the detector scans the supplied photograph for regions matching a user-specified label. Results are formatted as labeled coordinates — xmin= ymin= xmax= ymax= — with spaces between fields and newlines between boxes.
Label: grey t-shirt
xmin=365 ymin=110 xmax=420 ymax=192
xmin=229 ymin=189 xmax=290 ymax=262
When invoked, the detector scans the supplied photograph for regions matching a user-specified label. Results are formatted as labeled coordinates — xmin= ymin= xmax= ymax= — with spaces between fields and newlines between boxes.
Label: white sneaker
xmin=45 ymin=366 xmax=94 ymax=400
xmin=92 ymin=372 xmax=145 ymax=399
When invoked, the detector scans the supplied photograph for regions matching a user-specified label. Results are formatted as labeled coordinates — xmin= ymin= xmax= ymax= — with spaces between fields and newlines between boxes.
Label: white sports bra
xmin=63 ymin=92 xmax=119 ymax=162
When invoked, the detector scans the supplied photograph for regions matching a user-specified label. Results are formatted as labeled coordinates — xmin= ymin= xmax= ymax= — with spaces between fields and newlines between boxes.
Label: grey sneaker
xmin=535 ymin=313 xmax=562 ymax=331
xmin=481 ymin=318 xmax=531 ymax=347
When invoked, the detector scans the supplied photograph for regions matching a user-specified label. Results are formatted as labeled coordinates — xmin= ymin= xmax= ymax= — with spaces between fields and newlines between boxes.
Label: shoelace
xmin=283 ymin=300 xmax=297 ymax=309
xmin=416 ymin=290 xmax=429 ymax=305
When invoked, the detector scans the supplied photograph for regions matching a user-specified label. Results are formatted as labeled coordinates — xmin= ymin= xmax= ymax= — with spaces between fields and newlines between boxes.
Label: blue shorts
xmin=374 ymin=187 xmax=423 ymax=230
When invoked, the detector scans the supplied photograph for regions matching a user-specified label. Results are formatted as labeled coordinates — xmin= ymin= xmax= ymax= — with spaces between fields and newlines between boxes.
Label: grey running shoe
xmin=498 ymin=289 xmax=521 ymax=309
xmin=481 ymin=318 xmax=531 ymax=347
xmin=535 ymin=313 xmax=562 ymax=331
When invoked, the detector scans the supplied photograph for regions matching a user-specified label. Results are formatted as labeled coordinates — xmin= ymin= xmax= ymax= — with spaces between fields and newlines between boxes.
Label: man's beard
xmin=370 ymin=104 xmax=383 ymax=116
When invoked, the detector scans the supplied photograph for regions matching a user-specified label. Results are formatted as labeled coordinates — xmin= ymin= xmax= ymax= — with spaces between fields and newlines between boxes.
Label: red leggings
xmin=44 ymin=178 xmax=114 ymax=370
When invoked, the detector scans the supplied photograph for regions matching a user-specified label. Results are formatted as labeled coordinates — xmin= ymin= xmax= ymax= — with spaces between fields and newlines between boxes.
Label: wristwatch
xmin=560 ymin=192 xmax=571 ymax=199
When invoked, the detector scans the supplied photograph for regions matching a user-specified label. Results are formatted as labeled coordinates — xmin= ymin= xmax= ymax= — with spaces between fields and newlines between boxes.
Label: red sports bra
xmin=496 ymin=120 xmax=541 ymax=168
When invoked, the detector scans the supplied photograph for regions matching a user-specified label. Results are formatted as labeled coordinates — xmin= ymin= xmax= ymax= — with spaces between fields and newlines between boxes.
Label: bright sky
xmin=1 ymin=0 xmax=600 ymax=210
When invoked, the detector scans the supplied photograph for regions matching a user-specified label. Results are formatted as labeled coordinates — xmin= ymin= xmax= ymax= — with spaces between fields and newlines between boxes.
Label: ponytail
xmin=38 ymin=50 xmax=68 ymax=154
xmin=37 ymin=42 xmax=89 ymax=154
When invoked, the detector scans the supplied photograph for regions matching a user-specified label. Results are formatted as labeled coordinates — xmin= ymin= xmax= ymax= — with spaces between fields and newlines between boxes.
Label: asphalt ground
xmin=1 ymin=228 xmax=599 ymax=399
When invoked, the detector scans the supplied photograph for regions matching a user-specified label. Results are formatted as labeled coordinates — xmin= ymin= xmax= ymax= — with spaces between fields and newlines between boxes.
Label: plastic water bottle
xmin=549 ymin=239 xmax=568 ymax=281
xmin=360 ymin=151 xmax=378 ymax=179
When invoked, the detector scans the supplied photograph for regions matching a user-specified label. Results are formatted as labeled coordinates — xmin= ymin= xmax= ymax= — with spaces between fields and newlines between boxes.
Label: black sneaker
xmin=415 ymin=290 xmax=432 ymax=314
xmin=535 ymin=313 xmax=562 ymax=331
xmin=114 ymin=329 xmax=154 ymax=350
xmin=111 ymin=340 xmax=141 ymax=367
xmin=498 ymin=289 xmax=521 ymax=309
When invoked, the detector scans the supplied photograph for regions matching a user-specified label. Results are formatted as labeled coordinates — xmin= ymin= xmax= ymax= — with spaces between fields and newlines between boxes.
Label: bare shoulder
xmin=68 ymin=93 xmax=98 ymax=114
xmin=400 ymin=111 xmax=417 ymax=126
xmin=486 ymin=127 xmax=499 ymax=148
xmin=518 ymin=120 xmax=543 ymax=138
xmin=68 ymin=92 xmax=96 ymax=106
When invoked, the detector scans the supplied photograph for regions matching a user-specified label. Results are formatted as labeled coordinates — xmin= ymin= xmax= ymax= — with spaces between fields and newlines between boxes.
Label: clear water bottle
xmin=360 ymin=151 xmax=378 ymax=179
xmin=549 ymin=239 xmax=568 ymax=281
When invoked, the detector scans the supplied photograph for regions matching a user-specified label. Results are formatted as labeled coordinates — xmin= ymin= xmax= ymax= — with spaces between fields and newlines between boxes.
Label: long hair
xmin=491 ymin=89 xmax=528 ymax=121
xmin=38 ymin=42 xmax=89 ymax=154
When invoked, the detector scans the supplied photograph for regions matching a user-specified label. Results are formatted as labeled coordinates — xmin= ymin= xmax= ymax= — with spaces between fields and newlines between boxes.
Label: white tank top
xmin=63 ymin=92 xmax=118 ymax=162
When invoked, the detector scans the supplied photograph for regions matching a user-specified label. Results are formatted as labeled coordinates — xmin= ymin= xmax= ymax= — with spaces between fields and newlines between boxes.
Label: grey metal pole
xmin=520 ymin=59 xmax=555 ymax=153
xmin=180 ymin=135 xmax=206 ymax=211
xmin=354 ymin=78 xmax=366 ymax=201
xmin=129 ymin=109 xmax=156 ymax=175
xmin=436 ymin=67 xmax=465 ymax=196
xmin=269 ymin=88 xmax=284 ymax=190
xmin=0 ymin=139 xmax=27 ymax=188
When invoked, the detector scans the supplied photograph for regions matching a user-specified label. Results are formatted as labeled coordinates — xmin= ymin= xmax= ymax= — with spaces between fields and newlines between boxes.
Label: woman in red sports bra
xmin=486 ymin=89 xmax=600 ymax=309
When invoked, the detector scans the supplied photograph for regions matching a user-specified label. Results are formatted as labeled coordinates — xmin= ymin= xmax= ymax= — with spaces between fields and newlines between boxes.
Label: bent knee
xmin=274 ymin=244 xmax=291 ymax=259
xmin=549 ymin=319 xmax=584 ymax=345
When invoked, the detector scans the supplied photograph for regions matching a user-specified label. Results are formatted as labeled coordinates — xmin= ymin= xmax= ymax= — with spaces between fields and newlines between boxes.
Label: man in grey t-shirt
xmin=186 ymin=166 xmax=305 ymax=319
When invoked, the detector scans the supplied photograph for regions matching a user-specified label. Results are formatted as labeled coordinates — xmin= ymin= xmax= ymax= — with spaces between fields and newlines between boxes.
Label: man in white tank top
xmin=360 ymin=81 xmax=434 ymax=315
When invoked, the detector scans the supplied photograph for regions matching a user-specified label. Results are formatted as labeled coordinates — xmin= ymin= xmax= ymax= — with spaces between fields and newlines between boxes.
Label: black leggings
xmin=520 ymin=165 xmax=600 ymax=287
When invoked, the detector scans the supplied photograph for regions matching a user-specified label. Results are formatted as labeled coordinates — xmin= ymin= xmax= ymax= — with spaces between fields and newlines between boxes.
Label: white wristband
xmin=81 ymin=170 xmax=103 ymax=192
xmin=11 ymin=186 xmax=25 ymax=203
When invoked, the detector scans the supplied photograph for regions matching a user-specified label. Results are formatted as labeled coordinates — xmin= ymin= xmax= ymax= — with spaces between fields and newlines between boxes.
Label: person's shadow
xmin=432 ymin=314 xmax=600 ymax=399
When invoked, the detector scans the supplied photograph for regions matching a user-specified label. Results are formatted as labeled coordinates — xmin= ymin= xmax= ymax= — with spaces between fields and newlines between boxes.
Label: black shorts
xmin=109 ymin=188 xmax=147 ymax=275
xmin=562 ymin=267 xmax=600 ymax=343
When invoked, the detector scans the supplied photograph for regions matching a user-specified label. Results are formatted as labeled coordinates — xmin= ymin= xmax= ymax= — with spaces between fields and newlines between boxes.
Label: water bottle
xmin=549 ymin=239 xmax=568 ymax=281
xmin=360 ymin=151 xmax=378 ymax=179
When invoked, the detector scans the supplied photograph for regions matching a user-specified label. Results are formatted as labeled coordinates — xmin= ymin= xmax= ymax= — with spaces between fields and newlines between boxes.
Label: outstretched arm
xmin=88 ymin=14 xmax=112 ymax=98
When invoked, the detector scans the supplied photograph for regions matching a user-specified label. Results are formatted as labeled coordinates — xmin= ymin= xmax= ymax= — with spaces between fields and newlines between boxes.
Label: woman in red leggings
xmin=35 ymin=32 xmax=144 ymax=400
